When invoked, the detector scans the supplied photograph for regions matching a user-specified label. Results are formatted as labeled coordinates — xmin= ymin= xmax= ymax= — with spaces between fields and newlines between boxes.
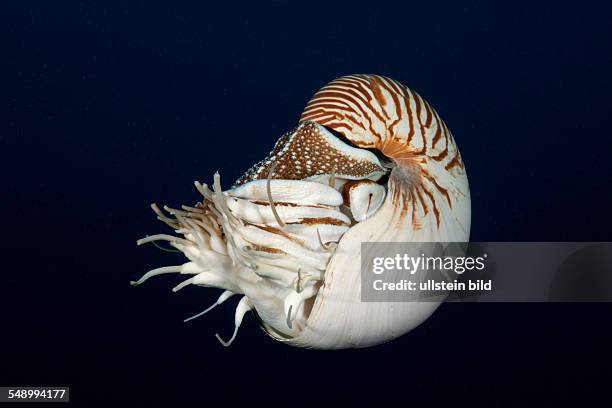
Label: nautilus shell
xmin=133 ymin=74 xmax=470 ymax=349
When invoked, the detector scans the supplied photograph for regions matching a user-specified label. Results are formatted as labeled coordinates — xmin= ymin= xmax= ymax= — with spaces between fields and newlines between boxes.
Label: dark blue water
xmin=3 ymin=1 xmax=612 ymax=405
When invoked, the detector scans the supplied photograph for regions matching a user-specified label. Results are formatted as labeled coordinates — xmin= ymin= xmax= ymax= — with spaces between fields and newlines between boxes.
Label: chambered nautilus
xmin=133 ymin=74 xmax=470 ymax=349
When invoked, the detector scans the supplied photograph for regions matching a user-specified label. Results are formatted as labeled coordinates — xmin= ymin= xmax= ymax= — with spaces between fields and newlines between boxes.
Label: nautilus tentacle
xmin=134 ymin=74 xmax=470 ymax=349
xmin=134 ymin=173 xmax=351 ymax=339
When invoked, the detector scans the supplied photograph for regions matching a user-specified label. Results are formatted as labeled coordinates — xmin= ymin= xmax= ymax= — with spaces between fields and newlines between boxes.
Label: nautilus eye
xmin=342 ymin=180 xmax=387 ymax=222
xmin=134 ymin=74 xmax=470 ymax=349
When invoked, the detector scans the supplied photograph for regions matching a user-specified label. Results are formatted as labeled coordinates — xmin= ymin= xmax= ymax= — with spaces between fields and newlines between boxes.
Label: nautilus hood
xmin=234 ymin=121 xmax=388 ymax=186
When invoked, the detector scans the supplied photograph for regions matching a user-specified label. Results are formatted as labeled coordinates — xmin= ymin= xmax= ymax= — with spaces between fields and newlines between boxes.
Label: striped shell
xmin=300 ymin=74 xmax=470 ymax=236
xmin=276 ymin=74 xmax=471 ymax=348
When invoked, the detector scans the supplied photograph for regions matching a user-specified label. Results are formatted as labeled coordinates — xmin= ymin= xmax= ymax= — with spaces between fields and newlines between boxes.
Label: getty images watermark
xmin=360 ymin=242 xmax=612 ymax=302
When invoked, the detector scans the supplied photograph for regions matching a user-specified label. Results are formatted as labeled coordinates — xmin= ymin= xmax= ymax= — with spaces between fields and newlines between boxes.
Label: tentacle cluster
xmin=133 ymin=172 xmax=353 ymax=345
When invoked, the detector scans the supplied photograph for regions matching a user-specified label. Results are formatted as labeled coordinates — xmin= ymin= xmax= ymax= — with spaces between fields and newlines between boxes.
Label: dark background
xmin=3 ymin=1 xmax=612 ymax=406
